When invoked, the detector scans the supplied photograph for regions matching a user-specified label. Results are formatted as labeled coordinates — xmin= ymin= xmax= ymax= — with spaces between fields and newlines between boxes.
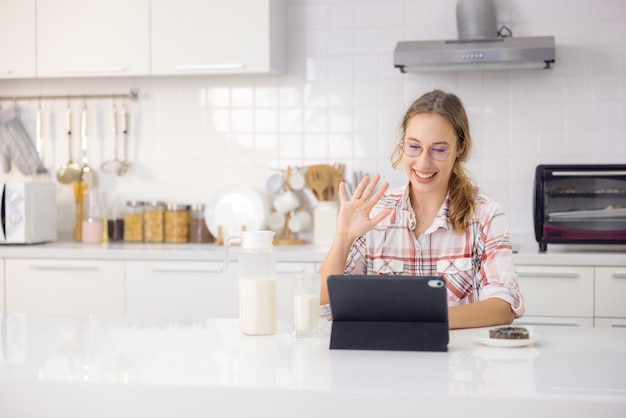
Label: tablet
xmin=327 ymin=275 xmax=449 ymax=351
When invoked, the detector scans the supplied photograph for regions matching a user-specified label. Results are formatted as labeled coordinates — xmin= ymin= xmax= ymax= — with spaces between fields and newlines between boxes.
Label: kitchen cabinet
xmin=125 ymin=260 xmax=316 ymax=320
xmin=594 ymin=266 xmax=626 ymax=327
xmin=0 ymin=0 xmax=36 ymax=78
xmin=36 ymin=0 xmax=150 ymax=78
xmin=125 ymin=260 xmax=237 ymax=318
xmin=5 ymin=259 xmax=125 ymax=316
xmin=514 ymin=265 xmax=594 ymax=326
xmin=150 ymin=0 xmax=285 ymax=75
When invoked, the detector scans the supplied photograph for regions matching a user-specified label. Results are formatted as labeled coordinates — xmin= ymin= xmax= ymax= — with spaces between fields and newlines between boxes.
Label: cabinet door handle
xmin=174 ymin=64 xmax=244 ymax=71
xmin=518 ymin=272 xmax=579 ymax=279
xmin=517 ymin=321 xmax=580 ymax=327
xmin=276 ymin=267 xmax=310 ymax=274
xmin=611 ymin=273 xmax=626 ymax=279
xmin=152 ymin=266 xmax=224 ymax=273
xmin=30 ymin=265 xmax=99 ymax=271
xmin=63 ymin=66 xmax=128 ymax=73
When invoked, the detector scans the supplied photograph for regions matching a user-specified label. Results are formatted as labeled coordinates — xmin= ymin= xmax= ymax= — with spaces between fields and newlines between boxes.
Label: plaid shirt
xmin=345 ymin=184 xmax=524 ymax=316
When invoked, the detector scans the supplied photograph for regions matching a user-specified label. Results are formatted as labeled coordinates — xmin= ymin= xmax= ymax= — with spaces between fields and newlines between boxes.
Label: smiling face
xmin=402 ymin=113 xmax=460 ymax=201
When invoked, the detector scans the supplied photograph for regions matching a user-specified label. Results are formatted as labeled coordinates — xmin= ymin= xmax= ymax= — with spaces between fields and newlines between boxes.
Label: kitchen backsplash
xmin=1 ymin=0 xmax=625 ymax=236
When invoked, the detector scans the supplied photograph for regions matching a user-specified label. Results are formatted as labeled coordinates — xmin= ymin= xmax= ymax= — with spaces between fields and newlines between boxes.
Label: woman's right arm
xmin=318 ymin=175 xmax=391 ymax=305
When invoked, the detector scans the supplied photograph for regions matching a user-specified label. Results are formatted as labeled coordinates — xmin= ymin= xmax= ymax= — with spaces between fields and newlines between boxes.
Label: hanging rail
xmin=0 ymin=89 xmax=138 ymax=102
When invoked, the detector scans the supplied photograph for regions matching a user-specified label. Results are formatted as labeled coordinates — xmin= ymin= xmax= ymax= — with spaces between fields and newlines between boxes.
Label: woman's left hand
xmin=335 ymin=174 xmax=391 ymax=241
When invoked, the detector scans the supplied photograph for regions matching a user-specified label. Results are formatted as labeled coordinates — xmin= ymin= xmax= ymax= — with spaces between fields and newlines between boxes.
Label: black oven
xmin=533 ymin=164 xmax=626 ymax=252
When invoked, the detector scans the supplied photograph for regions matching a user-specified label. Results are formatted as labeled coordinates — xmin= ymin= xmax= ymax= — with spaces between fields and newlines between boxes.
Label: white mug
xmin=266 ymin=172 xmax=285 ymax=194
xmin=267 ymin=212 xmax=286 ymax=232
xmin=273 ymin=190 xmax=300 ymax=214
xmin=287 ymin=210 xmax=312 ymax=233
xmin=288 ymin=170 xmax=306 ymax=190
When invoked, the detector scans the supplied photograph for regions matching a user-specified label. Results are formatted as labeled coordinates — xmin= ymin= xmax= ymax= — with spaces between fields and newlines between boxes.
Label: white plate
xmin=472 ymin=331 xmax=538 ymax=348
xmin=205 ymin=185 xmax=271 ymax=241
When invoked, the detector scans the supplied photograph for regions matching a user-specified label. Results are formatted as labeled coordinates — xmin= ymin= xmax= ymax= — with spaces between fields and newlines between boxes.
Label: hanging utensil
xmin=101 ymin=100 xmax=123 ymax=175
xmin=3 ymin=102 xmax=39 ymax=176
xmin=34 ymin=102 xmax=49 ymax=177
xmin=56 ymin=105 xmax=82 ymax=184
xmin=0 ymin=124 xmax=14 ymax=173
xmin=79 ymin=103 xmax=95 ymax=187
xmin=117 ymin=103 xmax=131 ymax=176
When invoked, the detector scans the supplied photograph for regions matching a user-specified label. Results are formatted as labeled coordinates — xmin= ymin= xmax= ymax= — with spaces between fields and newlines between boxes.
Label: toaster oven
xmin=533 ymin=164 xmax=626 ymax=252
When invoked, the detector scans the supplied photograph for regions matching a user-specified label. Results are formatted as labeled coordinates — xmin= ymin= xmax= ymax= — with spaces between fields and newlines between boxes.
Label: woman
xmin=318 ymin=89 xmax=523 ymax=329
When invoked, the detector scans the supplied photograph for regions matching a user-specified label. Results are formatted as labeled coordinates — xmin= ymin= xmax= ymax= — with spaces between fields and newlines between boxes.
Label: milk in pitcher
xmin=239 ymin=276 xmax=277 ymax=335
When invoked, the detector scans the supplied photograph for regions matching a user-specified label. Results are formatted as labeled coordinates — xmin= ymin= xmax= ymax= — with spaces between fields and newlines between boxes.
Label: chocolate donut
xmin=489 ymin=326 xmax=529 ymax=340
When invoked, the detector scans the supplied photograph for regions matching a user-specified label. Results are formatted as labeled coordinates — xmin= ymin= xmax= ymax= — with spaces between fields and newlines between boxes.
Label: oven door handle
xmin=552 ymin=170 xmax=626 ymax=176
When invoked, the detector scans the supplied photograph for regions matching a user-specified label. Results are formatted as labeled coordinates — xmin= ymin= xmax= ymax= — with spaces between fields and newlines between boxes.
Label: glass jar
xmin=82 ymin=188 xmax=103 ymax=244
xmin=164 ymin=203 xmax=190 ymax=243
xmin=225 ymin=231 xmax=277 ymax=335
xmin=124 ymin=200 xmax=144 ymax=242
xmin=144 ymin=200 xmax=165 ymax=243
xmin=107 ymin=201 xmax=125 ymax=242
xmin=189 ymin=203 xmax=213 ymax=243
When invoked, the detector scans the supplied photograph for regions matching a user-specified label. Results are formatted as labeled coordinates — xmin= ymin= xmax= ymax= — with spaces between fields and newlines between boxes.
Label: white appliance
xmin=1 ymin=181 xmax=57 ymax=244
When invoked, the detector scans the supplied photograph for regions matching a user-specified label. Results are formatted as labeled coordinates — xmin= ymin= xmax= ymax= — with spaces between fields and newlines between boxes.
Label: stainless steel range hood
xmin=394 ymin=36 xmax=555 ymax=73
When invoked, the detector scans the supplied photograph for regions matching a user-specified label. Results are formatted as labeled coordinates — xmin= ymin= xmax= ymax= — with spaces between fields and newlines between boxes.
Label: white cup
xmin=267 ymin=212 xmax=286 ymax=232
xmin=287 ymin=210 xmax=312 ymax=233
xmin=288 ymin=170 xmax=306 ymax=190
xmin=273 ymin=190 xmax=300 ymax=214
xmin=266 ymin=172 xmax=285 ymax=194
xmin=293 ymin=273 xmax=321 ymax=338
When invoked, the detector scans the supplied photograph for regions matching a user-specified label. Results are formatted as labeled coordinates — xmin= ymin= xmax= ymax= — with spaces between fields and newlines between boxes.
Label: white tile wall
xmin=1 ymin=0 xmax=625 ymax=237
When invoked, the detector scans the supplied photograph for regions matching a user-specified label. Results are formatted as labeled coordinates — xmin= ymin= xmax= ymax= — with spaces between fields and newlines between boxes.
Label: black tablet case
xmin=327 ymin=275 xmax=449 ymax=352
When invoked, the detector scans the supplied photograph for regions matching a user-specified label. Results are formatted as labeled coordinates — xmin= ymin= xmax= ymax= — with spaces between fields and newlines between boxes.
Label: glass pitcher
xmin=225 ymin=231 xmax=277 ymax=336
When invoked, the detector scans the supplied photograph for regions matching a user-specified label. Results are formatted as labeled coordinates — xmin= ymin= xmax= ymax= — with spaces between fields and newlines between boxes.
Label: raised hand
xmin=335 ymin=174 xmax=392 ymax=241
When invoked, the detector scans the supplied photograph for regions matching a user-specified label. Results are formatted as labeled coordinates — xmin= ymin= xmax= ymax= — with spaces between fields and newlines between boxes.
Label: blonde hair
xmin=391 ymin=90 xmax=476 ymax=232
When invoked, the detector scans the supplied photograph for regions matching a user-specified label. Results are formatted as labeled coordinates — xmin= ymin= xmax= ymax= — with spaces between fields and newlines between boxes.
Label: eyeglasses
xmin=401 ymin=142 xmax=450 ymax=161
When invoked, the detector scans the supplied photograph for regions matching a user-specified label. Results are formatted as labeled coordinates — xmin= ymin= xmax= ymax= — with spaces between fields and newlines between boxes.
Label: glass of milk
xmin=292 ymin=273 xmax=321 ymax=338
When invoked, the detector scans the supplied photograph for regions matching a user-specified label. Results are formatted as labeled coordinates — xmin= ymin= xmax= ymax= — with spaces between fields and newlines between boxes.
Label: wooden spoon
xmin=326 ymin=163 xmax=345 ymax=201
xmin=305 ymin=165 xmax=329 ymax=201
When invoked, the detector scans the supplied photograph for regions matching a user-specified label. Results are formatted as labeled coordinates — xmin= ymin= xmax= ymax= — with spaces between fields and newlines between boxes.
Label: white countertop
xmin=1 ymin=233 xmax=625 ymax=266
xmin=0 ymin=315 xmax=624 ymax=418
xmin=0 ymin=240 xmax=329 ymax=263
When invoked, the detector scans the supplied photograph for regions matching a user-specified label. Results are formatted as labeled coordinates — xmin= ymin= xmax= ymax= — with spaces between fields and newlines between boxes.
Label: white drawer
xmin=595 ymin=267 xmax=626 ymax=318
xmin=516 ymin=265 xmax=594 ymax=317
xmin=5 ymin=258 xmax=125 ymax=316
xmin=125 ymin=260 xmax=236 ymax=318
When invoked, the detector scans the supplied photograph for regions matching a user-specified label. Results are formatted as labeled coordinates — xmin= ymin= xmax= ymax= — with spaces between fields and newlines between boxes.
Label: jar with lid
xmin=144 ymin=201 xmax=165 ymax=243
xmin=189 ymin=203 xmax=214 ymax=243
xmin=164 ymin=203 xmax=190 ymax=243
xmin=124 ymin=200 xmax=144 ymax=242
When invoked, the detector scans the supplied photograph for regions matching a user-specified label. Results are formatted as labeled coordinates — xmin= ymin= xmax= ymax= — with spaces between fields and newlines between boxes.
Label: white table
xmin=0 ymin=315 xmax=624 ymax=418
